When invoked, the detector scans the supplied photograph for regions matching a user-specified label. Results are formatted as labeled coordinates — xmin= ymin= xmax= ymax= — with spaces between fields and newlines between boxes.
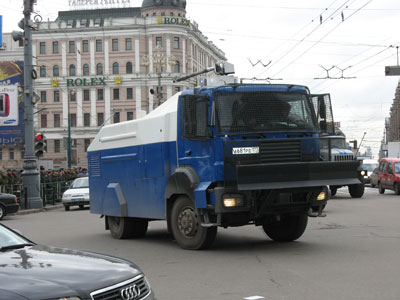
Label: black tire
xmin=170 ymin=196 xmax=217 ymax=250
xmin=64 ymin=205 xmax=70 ymax=211
xmin=378 ymin=182 xmax=385 ymax=194
xmin=263 ymin=213 xmax=308 ymax=242
xmin=330 ymin=187 xmax=337 ymax=196
xmin=0 ymin=205 xmax=6 ymax=220
xmin=107 ymin=216 xmax=148 ymax=239
xmin=79 ymin=205 xmax=84 ymax=209
xmin=348 ymin=184 xmax=364 ymax=198
xmin=394 ymin=183 xmax=400 ymax=195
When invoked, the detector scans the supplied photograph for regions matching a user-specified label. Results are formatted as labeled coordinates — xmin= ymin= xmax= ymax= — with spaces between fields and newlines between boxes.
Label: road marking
xmin=244 ymin=296 xmax=265 ymax=300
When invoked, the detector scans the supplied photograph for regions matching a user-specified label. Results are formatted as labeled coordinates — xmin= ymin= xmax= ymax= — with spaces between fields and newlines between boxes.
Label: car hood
xmin=0 ymin=245 xmax=142 ymax=300
xmin=63 ymin=187 xmax=89 ymax=196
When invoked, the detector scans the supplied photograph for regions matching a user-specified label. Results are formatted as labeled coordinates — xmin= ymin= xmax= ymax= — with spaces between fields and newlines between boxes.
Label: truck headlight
xmin=223 ymin=194 xmax=245 ymax=207
xmin=317 ymin=191 xmax=327 ymax=201
xmin=361 ymin=170 xmax=366 ymax=176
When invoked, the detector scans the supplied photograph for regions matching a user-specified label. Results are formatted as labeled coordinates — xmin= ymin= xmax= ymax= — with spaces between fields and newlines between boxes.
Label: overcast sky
xmin=1 ymin=0 xmax=400 ymax=158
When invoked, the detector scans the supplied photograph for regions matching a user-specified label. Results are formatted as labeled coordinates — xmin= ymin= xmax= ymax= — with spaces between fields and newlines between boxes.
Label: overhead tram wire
xmin=270 ymin=0 xmax=375 ymax=79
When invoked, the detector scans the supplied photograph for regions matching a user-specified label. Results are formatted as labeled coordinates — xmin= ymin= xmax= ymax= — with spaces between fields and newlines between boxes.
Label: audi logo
xmin=120 ymin=284 xmax=141 ymax=300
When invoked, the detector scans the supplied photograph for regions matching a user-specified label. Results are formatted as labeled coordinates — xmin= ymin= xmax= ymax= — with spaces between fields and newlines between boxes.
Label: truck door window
xmin=395 ymin=163 xmax=400 ymax=174
xmin=181 ymin=95 xmax=209 ymax=140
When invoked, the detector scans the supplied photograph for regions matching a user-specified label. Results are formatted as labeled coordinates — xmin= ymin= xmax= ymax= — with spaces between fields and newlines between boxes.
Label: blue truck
xmin=88 ymin=64 xmax=361 ymax=249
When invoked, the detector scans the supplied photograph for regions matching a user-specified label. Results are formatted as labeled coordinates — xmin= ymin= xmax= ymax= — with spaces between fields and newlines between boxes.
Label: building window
xmin=97 ymin=113 xmax=104 ymax=126
xmin=94 ymin=18 xmax=102 ymax=27
xmin=80 ymin=19 xmax=88 ymax=27
xmin=40 ymin=66 xmax=46 ymax=77
xmin=40 ymin=91 xmax=47 ymax=102
xmin=127 ymin=88 xmax=133 ymax=99
xmin=40 ymin=42 xmax=46 ymax=54
xmin=54 ymin=90 xmax=60 ymax=102
xmin=97 ymin=89 xmax=104 ymax=101
xmin=54 ymin=140 xmax=61 ymax=153
xmin=83 ymin=89 xmax=90 ymax=101
xmin=156 ymin=37 xmax=162 ymax=48
xmin=127 ymin=111 xmax=133 ymax=121
xmin=84 ymin=139 xmax=91 ymax=152
xmin=126 ymin=62 xmax=133 ymax=74
xmin=69 ymin=90 xmax=76 ymax=102
xmin=96 ymin=63 xmax=103 ymax=75
xmin=53 ymin=65 xmax=59 ymax=77
xmin=125 ymin=38 xmax=132 ymax=50
xmin=174 ymin=37 xmax=179 ymax=49
xmin=112 ymin=62 xmax=119 ymax=74
xmin=54 ymin=113 xmax=60 ymax=127
xmin=96 ymin=39 xmax=102 ymax=52
xmin=9 ymin=149 xmax=14 ymax=160
xmin=113 ymin=112 xmax=120 ymax=124
xmin=83 ymin=64 xmax=89 ymax=76
xmin=175 ymin=87 xmax=181 ymax=93
xmin=70 ymin=114 xmax=77 ymax=127
xmin=69 ymin=40 xmax=75 ymax=53
xmin=112 ymin=39 xmax=118 ymax=51
xmin=82 ymin=40 xmax=89 ymax=52
xmin=113 ymin=88 xmax=119 ymax=100
xmin=174 ymin=61 xmax=180 ymax=73
xmin=53 ymin=41 xmax=59 ymax=54
xmin=41 ymin=114 xmax=47 ymax=128
xmin=84 ymin=113 xmax=90 ymax=127
xmin=69 ymin=64 xmax=76 ymax=76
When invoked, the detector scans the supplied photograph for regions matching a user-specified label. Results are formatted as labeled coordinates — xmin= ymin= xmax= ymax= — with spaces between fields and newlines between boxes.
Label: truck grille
xmin=259 ymin=140 xmax=301 ymax=163
xmin=333 ymin=154 xmax=354 ymax=162
xmin=91 ymin=275 xmax=150 ymax=300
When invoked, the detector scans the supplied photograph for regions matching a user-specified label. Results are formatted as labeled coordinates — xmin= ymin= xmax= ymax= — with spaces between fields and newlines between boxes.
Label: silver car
xmin=62 ymin=177 xmax=90 ymax=211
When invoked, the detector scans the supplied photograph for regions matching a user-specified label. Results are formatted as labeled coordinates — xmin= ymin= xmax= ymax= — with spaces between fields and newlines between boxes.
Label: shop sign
xmin=67 ymin=77 xmax=106 ymax=87
xmin=157 ymin=16 xmax=191 ymax=27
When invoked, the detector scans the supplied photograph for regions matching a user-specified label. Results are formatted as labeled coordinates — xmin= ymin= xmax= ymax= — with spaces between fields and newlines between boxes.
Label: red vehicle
xmin=377 ymin=158 xmax=400 ymax=194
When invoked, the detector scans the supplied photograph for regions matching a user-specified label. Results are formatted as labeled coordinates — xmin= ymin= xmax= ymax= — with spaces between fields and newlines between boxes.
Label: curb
xmin=14 ymin=204 xmax=63 ymax=216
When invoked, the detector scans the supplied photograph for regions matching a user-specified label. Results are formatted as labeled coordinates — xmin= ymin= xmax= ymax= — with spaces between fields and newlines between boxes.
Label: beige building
xmin=13 ymin=0 xmax=225 ymax=169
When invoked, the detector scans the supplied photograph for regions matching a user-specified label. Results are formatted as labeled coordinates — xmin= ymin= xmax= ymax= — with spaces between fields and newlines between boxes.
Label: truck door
xmin=310 ymin=93 xmax=335 ymax=134
xmin=177 ymin=94 xmax=213 ymax=182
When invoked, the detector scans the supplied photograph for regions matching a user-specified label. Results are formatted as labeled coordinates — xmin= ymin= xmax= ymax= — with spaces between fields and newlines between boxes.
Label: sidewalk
xmin=14 ymin=203 xmax=64 ymax=216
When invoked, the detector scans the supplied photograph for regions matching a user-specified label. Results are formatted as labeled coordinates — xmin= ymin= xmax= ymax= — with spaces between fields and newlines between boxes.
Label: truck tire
xmin=348 ymin=184 xmax=364 ymax=198
xmin=0 ymin=204 xmax=5 ymax=220
xmin=262 ymin=213 xmax=308 ymax=242
xmin=378 ymin=182 xmax=385 ymax=194
xmin=107 ymin=216 xmax=148 ymax=239
xmin=330 ymin=187 xmax=337 ymax=196
xmin=170 ymin=196 xmax=217 ymax=250
xmin=394 ymin=183 xmax=400 ymax=195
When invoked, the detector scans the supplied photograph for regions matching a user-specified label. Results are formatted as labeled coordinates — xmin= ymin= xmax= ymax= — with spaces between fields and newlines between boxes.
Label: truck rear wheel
xmin=170 ymin=196 xmax=217 ymax=250
xmin=262 ymin=213 xmax=308 ymax=242
xmin=348 ymin=184 xmax=364 ymax=198
xmin=107 ymin=216 xmax=148 ymax=239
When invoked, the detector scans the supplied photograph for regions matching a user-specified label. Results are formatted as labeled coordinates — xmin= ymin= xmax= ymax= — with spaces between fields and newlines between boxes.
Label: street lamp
xmin=143 ymin=46 xmax=176 ymax=107
xmin=67 ymin=89 xmax=75 ymax=169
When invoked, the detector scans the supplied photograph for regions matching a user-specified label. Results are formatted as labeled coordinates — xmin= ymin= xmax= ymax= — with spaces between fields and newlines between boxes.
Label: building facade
xmin=1 ymin=0 xmax=226 ymax=169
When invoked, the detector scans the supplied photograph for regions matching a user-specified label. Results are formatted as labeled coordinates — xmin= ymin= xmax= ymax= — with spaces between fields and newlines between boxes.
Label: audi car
xmin=0 ymin=223 xmax=156 ymax=300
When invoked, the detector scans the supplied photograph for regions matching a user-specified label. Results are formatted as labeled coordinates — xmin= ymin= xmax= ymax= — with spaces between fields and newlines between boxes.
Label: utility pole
xmin=20 ymin=0 xmax=42 ymax=209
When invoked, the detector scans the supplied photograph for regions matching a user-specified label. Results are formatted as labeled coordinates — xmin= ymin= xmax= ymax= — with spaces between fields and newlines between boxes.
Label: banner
xmin=0 ymin=61 xmax=25 ymax=145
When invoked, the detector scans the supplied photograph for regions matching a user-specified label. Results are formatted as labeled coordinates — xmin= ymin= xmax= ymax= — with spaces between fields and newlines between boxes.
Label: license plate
xmin=232 ymin=147 xmax=259 ymax=155
xmin=72 ymin=198 xmax=84 ymax=202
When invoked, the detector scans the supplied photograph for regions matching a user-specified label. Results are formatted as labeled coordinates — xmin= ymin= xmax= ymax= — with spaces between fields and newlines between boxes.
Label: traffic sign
xmin=385 ymin=66 xmax=400 ymax=76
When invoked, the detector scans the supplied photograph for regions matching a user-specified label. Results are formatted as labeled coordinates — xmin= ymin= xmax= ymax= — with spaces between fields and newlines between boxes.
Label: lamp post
xmin=67 ymin=89 xmax=75 ymax=169
xmin=143 ymin=46 xmax=176 ymax=107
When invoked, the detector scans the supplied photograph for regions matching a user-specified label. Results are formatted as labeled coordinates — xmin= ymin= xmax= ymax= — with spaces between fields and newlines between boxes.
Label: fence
xmin=0 ymin=181 xmax=72 ymax=209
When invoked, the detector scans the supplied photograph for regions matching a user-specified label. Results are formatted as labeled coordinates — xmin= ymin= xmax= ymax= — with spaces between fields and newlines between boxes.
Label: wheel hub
xmin=177 ymin=207 xmax=197 ymax=237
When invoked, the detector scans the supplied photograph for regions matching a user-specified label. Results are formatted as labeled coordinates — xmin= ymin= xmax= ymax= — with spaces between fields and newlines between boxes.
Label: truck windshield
xmin=214 ymin=91 xmax=317 ymax=133
xmin=320 ymin=137 xmax=346 ymax=149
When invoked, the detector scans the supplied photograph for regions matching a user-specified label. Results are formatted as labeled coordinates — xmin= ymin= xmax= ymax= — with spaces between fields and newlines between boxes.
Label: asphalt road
xmin=3 ymin=186 xmax=400 ymax=300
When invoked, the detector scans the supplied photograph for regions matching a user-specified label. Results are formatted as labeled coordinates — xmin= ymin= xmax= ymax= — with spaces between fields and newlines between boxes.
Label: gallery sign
xmin=68 ymin=0 xmax=131 ymax=8
xmin=67 ymin=77 xmax=106 ymax=87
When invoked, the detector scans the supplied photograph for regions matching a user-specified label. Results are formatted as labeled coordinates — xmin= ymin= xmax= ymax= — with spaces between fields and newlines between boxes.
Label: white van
xmin=360 ymin=159 xmax=379 ymax=184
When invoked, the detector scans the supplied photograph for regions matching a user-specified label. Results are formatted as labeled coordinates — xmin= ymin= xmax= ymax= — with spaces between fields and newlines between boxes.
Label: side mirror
xmin=319 ymin=96 xmax=327 ymax=119
xmin=214 ymin=61 xmax=235 ymax=75
xmin=319 ymin=120 xmax=327 ymax=132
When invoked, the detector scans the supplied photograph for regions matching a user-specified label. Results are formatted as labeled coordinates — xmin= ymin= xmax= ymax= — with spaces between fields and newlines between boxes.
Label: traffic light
xmin=35 ymin=132 xmax=46 ymax=158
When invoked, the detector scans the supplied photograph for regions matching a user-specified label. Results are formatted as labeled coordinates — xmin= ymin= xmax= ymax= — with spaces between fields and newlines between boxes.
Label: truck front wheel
xmin=107 ymin=216 xmax=148 ymax=239
xmin=348 ymin=184 xmax=364 ymax=198
xmin=262 ymin=214 xmax=308 ymax=242
xmin=170 ymin=196 xmax=217 ymax=250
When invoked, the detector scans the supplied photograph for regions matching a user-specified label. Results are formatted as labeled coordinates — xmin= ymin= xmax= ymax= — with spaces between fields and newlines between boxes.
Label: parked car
xmin=377 ymin=157 xmax=400 ymax=194
xmin=360 ymin=159 xmax=379 ymax=185
xmin=370 ymin=167 xmax=379 ymax=188
xmin=0 ymin=193 xmax=19 ymax=220
xmin=0 ymin=223 xmax=155 ymax=300
xmin=62 ymin=176 xmax=90 ymax=211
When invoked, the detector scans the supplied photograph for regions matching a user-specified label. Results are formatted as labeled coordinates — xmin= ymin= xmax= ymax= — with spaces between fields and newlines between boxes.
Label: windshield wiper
xmin=0 ymin=243 xmax=35 ymax=252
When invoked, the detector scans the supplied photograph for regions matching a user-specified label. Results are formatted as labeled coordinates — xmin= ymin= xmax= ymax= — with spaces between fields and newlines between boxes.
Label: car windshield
xmin=71 ymin=177 xmax=89 ymax=189
xmin=0 ymin=224 xmax=31 ymax=249
xmin=215 ymin=91 xmax=317 ymax=133
xmin=361 ymin=163 xmax=379 ymax=172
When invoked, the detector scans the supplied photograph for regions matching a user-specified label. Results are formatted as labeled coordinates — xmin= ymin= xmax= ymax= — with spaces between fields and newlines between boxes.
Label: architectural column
xmin=77 ymin=89 xmax=83 ymax=127
xmin=62 ymin=89 xmax=68 ymax=127
xmin=136 ymin=86 xmax=142 ymax=113
xmin=135 ymin=38 xmax=140 ymax=73
xmin=148 ymin=38 xmax=153 ymax=72
xmin=62 ymin=39 xmax=67 ymax=76
xmin=190 ymin=42 xmax=194 ymax=73
xmin=182 ymin=38 xmax=186 ymax=73
xmin=76 ymin=38 xmax=82 ymax=76
xmin=167 ymin=85 xmax=172 ymax=99
xmin=105 ymin=86 xmax=111 ymax=125
xmin=166 ymin=37 xmax=172 ymax=73
xmin=148 ymin=87 xmax=153 ymax=113
xmin=90 ymin=88 xmax=97 ymax=127
xmin=104 ymin=38 xmax=110 ymax=75
xmin=90 ymin=38 xmax=95 ymax=75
